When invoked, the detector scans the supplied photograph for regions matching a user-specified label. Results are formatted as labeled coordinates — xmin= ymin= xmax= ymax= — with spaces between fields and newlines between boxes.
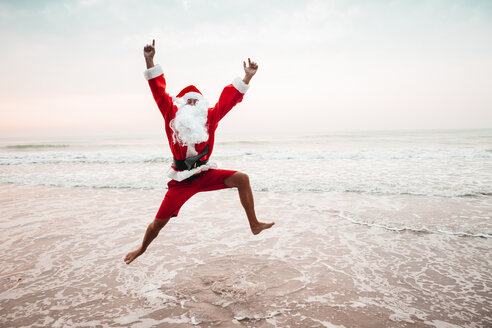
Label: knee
xmin=236 ymin=172 xmax=250 ymax=187
xmin=225 ymin=172 xmax=250 ymax=188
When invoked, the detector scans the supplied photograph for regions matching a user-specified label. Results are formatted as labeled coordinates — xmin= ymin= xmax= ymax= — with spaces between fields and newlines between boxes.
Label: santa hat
xmin=173 ymin=85 xmax=206 ymax=105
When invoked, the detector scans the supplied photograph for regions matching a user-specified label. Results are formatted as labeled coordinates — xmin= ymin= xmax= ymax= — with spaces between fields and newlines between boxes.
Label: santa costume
xmin=144 ymin=64 xmax=250 ymax=219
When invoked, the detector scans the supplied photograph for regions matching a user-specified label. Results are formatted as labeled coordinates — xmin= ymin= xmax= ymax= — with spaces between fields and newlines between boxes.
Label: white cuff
xmin=232 ymin=77 xmax=249 ymax=94
xmin=143 ymin=65 xmax=163 ymax=80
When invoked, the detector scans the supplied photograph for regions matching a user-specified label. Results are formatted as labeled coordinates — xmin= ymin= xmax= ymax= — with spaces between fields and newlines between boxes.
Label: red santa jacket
xmin=144 ymin=64 xmax=250 ymax=181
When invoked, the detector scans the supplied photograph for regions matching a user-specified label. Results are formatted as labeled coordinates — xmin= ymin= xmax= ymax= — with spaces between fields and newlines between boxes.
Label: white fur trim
xmin=181 ymin=92 xmax=205 ymax=103
xmin=232 ymin=77 xmax=249 ymax=94
xmin=143 ymin=65 xmax=163 ymax=80
xmin=167 ymin=161 xmax=218 ymax=181
xmin=174 ymin=92 xmax=209 ymax=109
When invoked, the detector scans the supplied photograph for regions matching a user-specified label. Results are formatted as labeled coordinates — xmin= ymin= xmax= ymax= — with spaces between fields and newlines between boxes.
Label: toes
xmin=124 ymin=253 xmax=134 ymax=264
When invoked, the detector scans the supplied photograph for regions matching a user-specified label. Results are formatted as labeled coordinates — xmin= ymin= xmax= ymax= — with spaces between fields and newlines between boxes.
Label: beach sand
xmin=0 ymin=184 xmax=490 ymax=327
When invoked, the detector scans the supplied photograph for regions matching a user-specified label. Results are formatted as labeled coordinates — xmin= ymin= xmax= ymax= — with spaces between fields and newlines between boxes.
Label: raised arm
xmin=143 ymin=40 xmax=173 ymax=117
xmin=211 ymin=58 xmax=259 ymax=123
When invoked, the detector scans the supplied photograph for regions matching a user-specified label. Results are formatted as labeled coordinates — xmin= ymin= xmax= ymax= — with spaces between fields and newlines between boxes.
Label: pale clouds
xmin=0 ymin=0 xmax=491 ymax=137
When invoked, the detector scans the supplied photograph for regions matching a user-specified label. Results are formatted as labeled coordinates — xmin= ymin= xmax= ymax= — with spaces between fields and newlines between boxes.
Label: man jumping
xmin=124 ymin=40 xmax=275 ymax=264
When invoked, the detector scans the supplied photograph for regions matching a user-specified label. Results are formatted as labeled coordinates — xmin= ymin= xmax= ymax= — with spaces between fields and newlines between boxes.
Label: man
xmin=124 ymin=40 xmax=275 ymax=265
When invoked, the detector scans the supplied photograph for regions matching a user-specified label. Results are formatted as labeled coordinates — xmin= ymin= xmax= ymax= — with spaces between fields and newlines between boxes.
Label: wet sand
xmin=0 ymin=184 xmax=490 ymax=327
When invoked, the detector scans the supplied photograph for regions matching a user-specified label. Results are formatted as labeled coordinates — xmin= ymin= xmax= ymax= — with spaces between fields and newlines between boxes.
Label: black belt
xmin=173 ymin=144 xmax=210 ymax=171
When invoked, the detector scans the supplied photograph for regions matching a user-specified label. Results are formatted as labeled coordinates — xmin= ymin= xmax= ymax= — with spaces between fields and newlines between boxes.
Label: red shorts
xmin=155 ymin=169 xmax=237 ymax=219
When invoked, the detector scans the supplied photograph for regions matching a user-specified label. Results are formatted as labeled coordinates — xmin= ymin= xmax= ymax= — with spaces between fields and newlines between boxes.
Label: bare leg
xmin=224 ymin=172 xmax=275 ymax=235
xmin=124 ymin=217 xmax=170 ymax=264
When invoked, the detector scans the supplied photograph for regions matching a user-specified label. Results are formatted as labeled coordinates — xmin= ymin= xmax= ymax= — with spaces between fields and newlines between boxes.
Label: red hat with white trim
xmin=174 ymin=85 xmax=205 ymax=105
xmin=176 ymin=85 xmax=202 ymax=98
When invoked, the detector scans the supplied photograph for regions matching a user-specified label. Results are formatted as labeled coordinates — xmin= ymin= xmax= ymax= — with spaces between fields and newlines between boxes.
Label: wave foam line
xmin=339 ymin=212 xmax=491 ymax=239
xmin=5 ymin=144 xmax=69 ymax=149
xmin=1 ymin=180 xmax=492 ymax=199
xmin=0 ymin=181 xmax=158 ymax=191
xmin=259 ymin=186 xmax=492 ymax=198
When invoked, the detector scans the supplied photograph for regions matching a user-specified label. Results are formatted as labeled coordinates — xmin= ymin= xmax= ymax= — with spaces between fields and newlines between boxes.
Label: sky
xmin=0 ymin=0 xmax=491 ymax=138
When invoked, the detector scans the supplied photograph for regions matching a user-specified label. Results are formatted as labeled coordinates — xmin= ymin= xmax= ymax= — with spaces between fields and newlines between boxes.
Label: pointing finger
xmin=152 ymin=39 xmax=155 ymax=47
xmin=248 ymin=58 xmax=251 ymax=66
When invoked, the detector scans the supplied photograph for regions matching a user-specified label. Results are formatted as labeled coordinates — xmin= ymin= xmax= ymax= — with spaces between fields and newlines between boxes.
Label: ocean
xmin=0 ymin=129 xmax=491 ymax=327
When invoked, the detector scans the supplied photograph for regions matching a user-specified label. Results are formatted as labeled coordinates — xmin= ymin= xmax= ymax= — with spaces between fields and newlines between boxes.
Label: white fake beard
xmin=170 ymin=99 xmax=209 ymax=147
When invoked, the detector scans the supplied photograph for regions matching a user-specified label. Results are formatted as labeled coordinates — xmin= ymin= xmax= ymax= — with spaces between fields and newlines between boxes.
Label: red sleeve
xmin=144 ymin=65 xmax=173 ymax=119
xmin=210 ymin=79 xmax=248 ymax=125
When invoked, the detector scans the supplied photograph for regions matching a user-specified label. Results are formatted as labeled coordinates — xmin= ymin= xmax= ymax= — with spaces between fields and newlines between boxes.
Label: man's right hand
xmin=144 ymin=39 xmax=155 ymax=59
xmin=144 ymin=39 xmax=155 ymax=69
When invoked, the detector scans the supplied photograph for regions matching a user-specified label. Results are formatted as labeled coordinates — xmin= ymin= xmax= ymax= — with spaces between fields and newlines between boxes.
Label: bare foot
xmin=251 ymin=221 xmax=275 ymax=235
xmin=124 ymin=248 xmax=143 ymax=265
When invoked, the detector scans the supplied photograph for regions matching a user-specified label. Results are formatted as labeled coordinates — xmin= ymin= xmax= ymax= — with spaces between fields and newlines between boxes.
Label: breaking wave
xmin=339 ymin=212 xmax=491 ymax=239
